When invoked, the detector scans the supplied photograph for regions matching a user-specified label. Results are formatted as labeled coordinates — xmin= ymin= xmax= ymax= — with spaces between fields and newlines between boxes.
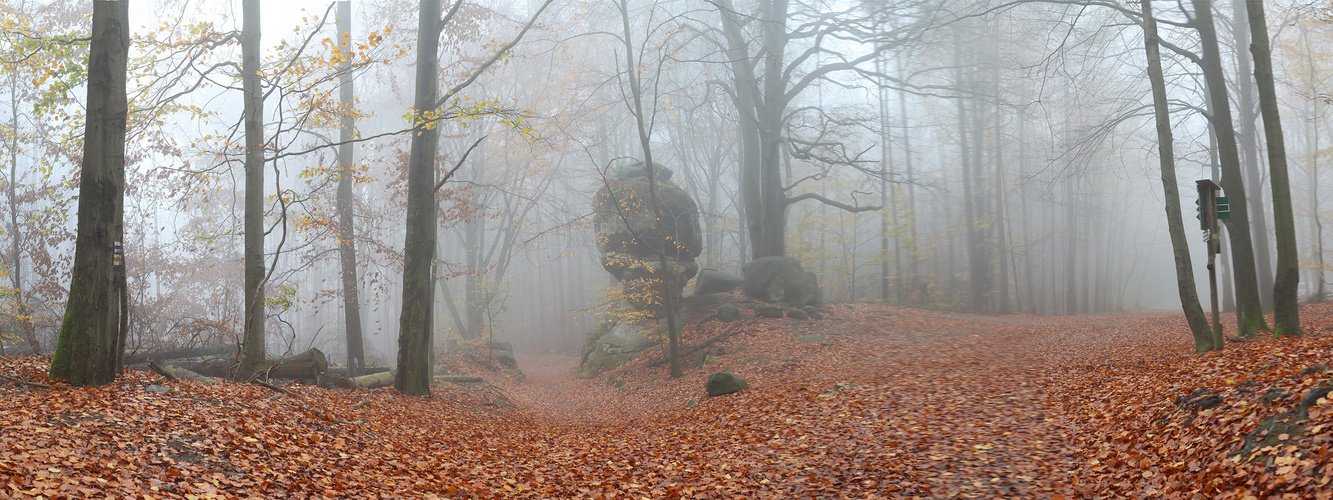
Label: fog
xmin=1 ymin=0 xmax=1324 ymax=364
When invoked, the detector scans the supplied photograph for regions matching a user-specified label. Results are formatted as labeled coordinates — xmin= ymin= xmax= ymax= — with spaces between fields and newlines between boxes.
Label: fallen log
xmin=324 ymin=365 xmax=390 ymax=377
xmin=348 ymin=370 xmax=394 ymax=389
xmin=149 ymin=360 xmax=219 ymax=384
xmin=125 ymin=345 xmax=232 ymax=365
xmin=436 ymin=374 xmax=484 ymax=383
xmin=267 ymin=348 xmax=328 ymax=380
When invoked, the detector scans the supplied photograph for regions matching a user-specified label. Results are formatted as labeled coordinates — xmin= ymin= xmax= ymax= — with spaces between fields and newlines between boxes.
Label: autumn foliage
xmin=4 ymin=302 xmax=1333 ymax=498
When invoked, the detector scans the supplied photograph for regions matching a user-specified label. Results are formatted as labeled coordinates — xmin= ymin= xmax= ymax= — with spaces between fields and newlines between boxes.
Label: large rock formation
xmin=592 ymin=161 xmax=702 ymax=316
xmin=582 ymin=162 xmax=703 ymax=377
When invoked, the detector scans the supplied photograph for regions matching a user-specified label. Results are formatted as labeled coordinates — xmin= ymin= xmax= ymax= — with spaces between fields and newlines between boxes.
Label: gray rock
xmin=488 ymin=340 xmax=514 ymax=353
xmin=742 ymin=257 xmax=822 ymax=308
xmin=796 ymin=334 xmax=823 ymax=343
xmin=579 ymin=323 xmax=661 ymax=377
xmin=743 ymin=256 xmax=804 ymax=303
xmin=599 ymin=324 xmax=660 ymax=355
xmin=753 ymin=304 xmax=784 ymax=318
xmin=694 ymin=269 xmax=744 ymax=295
xmin=717 ymin=303 xmax=742 ymax=322
xmin=706 ymin=371 xmax=749 ymax=396
xmin=802 ymin=305 xmax=823 ymax=320
xmin=491 ymin=349 xmax=518 ymax=370
xmin=145 ymin=384 xmax=172 ymax=394
xmin=787 ymin=308 xmax=809 ymax=320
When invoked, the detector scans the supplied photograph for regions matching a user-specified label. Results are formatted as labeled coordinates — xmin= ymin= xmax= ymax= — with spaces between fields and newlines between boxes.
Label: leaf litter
xmin=2 ymin=302 xmax=1333 ymax=498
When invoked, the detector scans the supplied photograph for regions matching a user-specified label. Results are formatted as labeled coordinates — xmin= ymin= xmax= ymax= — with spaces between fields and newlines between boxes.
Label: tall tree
xmin=48 ymin=0 xmax=129 ymax=385
xmin=1193 ymin=0 xmax=1268 ymax=337
xmin=715 ymin=0 xmax=900 ymax=259
xmin=396 ymin=0 xmax=444 ymax=396
xmin=237 ymin=0 xmax=266 ymax=381
xmin=1245 ymin=0 xmax=1300 ymax=337
xmin=336 ymin=0 xmax=366 ymax=376
xmin=1231 ymin=0 xmax=1275 ymax=309
xmin=1142 ymin=0 xmax=1216 ymax=350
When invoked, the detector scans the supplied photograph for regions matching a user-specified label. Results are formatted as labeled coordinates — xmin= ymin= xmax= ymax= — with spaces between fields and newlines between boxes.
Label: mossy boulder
xmin=716 ymin=303 xmax=742 ymax=322
xmin=742 ymin=257 xmax=822 ymax=308
xmin=579 ymin=321 xmax=661 ymax=378
xmin=706 ymin=371 xmax=749 ymax=396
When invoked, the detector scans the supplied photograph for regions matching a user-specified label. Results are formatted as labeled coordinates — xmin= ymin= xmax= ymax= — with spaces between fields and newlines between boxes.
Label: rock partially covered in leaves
xmin=706 ymin=371 xmax=749 ymax=396
xmin=742 ymin=257 xmax=821 ymax=308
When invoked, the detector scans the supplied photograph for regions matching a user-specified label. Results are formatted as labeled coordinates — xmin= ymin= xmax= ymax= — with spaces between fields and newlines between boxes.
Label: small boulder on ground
xmin=706 ymin=371 xmax=749 ymax=396
xmin=753 ymin=304 xmax=784 ymax=318
xmin=716 ymin=303 xmax=742 ymax=322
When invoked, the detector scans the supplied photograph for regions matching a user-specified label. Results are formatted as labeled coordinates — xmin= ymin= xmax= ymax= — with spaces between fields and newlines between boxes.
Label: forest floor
xmin=4 ymin=302 xmax=1333 ymax=498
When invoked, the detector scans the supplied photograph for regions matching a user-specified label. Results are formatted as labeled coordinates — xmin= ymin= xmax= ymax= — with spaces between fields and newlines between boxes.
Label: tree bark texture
xmin=48 ymin=0 xmax=129 ymax=386
xmin=1142 ymin=0 xmax=1217 ymax=350
xmin=238 ymin=0 xmax=267 ymax=381
xmin=1245 ymin=0 xmax=1300 ymax=337
xmin=396 ymin=0 xmax=443 ymax=396
xmin=1193 ymin=0 xmax=1268 ymax=336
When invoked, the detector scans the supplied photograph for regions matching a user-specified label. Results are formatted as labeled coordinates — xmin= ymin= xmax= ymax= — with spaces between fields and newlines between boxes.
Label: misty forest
xmin=6 ymin=0 xmax=1333 ymax=497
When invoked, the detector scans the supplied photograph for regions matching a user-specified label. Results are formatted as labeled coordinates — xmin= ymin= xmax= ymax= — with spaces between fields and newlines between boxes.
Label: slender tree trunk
xmin=993 ymin=68 xmax=1010 ymax=314
xmin=237 ymin=0 xmax=267 ymax=381
xmin=618 ymin=0 xmax=682 ymax=377
xmin=1144 ymin=0 xmax=1216 ymax=348
xmin=1065 ymin=179 xmax=1077 ymax=316
xmin=953 ymin=30 xmax=984 ymax=313
xmin=49 ymin=0 xmax=128 ymax=385
xmin=1194 ymin=0 xmax=1268 ymax=336
xmin=8 ymin=58 xmax=37 ymax=354
xmin=877 ymin=57 xmax=891 ymax=302
xmin=1307 ymin=31 xmax=1326 ymax=301
xmin=335 ymin=0 xmax=365 ymax=377
xmin=1246 ymin=0 xmax=1300 ymax=337
xmin=897 ymin=60 xmax=919 ymax=303
xmin=396 ymin=0 xmax=443 ymax=396
xmin=1233 ymin=0 xmax=1276 ymax=310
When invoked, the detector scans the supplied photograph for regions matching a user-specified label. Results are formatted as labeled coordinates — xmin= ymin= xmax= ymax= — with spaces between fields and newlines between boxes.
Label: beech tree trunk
xmin=336 ymin=0 xmax=366 ymax=377
xmin=48 ymin=0 xmax=129 ymax=386
xmin=1194 ymin=0 xmax=1268 ymax=336
xmin=1142 ymin=0 xmax=1216 ymax=350
xmin=238 ymin=0 xmax=267 ymax=381
xmin=396 ymin=0 xmax=443 ymax=396
xmin=1245 ymin=0 xmax=1300 ymax=337
xmin=1232 ymin=0 xmax=1276 ymax=310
